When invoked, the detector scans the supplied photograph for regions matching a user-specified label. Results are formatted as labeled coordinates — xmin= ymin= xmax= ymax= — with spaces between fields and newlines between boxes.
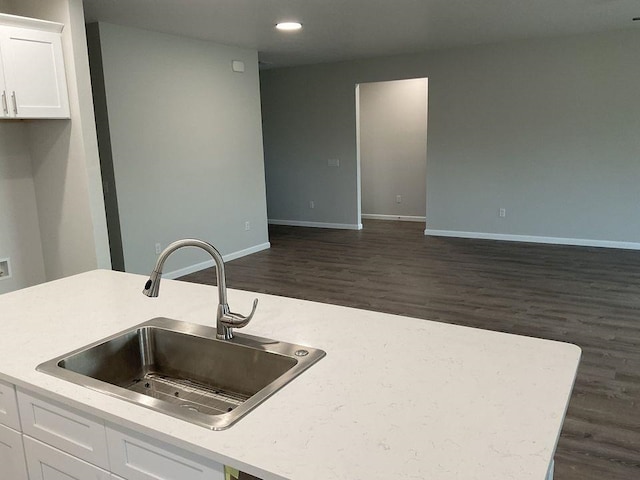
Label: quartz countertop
xmin=0 ymin=270 xmax=580 ymax=479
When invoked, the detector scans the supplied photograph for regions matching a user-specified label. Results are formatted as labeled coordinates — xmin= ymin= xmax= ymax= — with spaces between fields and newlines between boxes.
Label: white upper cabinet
xmin=0 ymin=13 xmax=70 ymax=119
xmin=0 ymin=42 xmax=8 ymax=118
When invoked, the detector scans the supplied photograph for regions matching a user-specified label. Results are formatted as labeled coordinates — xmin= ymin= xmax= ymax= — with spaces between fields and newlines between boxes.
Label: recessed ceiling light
xmin=276 ymin=22 xmax=302 ymax=31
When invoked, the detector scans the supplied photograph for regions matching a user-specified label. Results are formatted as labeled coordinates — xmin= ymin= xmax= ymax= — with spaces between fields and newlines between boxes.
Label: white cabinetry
xmin=12 ymin=386 xmax=226 ymax=480
xmin=17 ymin=390 xmax=110 ymax=469
xmin=0 ymin=378 xmax=21 ymax=430
xmin=0 ymin=379 xmax=28 ymax=480
xmin=23 ymin=436 xmax=110 ymax=480
xmin=0 ymin=13 xmax=70 ymax=119
xmin=107 ymin=427 xmax=225 ymax=480
xmin=0 ymin=41 xmax=8 ymax=117
xmin=0 ymin=423 xmax=28 ymax=480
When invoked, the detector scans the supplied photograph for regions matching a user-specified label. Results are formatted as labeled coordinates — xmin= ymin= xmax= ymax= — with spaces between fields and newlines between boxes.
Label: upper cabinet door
xmin=0 ymin=42 xmax=8 ymax=118
xmin=0 ymin=25 xmax=70 ymax=119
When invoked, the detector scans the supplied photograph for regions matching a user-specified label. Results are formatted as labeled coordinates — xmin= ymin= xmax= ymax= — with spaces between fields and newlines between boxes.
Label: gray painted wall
xmin=93 ymin=23 xmax=269 ymax=275
xmin=0 ymin=124 xmax=46 ymax=294
xmin=0 ymin=0 xmax=110 ymax=293
xmin=360 ymin=79 xmax=427 ymax=218
xmin=261 ymin=29 xmax=640 ymax=243
xmin=86 ymin=22 xmax=124 ymax=271
xmin=0 ymin=0 xmax=44 ymax=293
xmin=16 ymin=0 xmax=111 ymax=279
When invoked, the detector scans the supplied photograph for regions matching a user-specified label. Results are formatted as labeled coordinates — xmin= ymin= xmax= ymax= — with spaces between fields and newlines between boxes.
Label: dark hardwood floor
xmin=180 ymin=220 xmax=640 ymax=480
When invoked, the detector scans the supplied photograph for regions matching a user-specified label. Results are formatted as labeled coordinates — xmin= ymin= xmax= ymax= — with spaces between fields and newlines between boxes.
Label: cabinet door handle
xmin=11 ymin=91 xmax=17 ymax=115
xmin=1 ymin=91 xmax=7 ymax=115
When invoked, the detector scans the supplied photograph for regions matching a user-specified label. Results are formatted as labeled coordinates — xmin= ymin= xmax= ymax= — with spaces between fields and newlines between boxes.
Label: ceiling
xmin=82 ymin=0 xmax=639 ymax=68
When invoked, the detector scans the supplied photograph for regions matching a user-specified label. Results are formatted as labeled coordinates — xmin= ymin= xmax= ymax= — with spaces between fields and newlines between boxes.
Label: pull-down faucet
xmin=142 ymin=238 xmax=258 ymax=340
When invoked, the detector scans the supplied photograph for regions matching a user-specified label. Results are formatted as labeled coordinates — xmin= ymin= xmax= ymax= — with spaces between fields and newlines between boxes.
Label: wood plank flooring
xmin=180 ymin=220 xmax=640 ymax=480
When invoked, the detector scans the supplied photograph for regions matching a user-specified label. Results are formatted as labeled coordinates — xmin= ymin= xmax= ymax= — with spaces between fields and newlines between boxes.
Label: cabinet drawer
xmin=17 ymin=389 xmax=109 ymax=469
xmin=107 ymin=426 xmax=225 ymax=480
xmin=0 ymin=378 xmax=21 ymax=430
xmin=0 ymin=423 xmax=28 ymax=480
xmin=24 ymin=435 xmax=110 ymax=480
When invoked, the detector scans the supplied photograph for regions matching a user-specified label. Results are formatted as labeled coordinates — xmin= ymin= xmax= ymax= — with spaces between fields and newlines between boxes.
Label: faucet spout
xmin=142 ymin=238 xmax=257 ymax=339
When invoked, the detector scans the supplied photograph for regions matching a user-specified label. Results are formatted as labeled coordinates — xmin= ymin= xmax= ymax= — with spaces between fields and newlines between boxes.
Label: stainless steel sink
xmin=37 ymin=317 xmax=325 ymax=430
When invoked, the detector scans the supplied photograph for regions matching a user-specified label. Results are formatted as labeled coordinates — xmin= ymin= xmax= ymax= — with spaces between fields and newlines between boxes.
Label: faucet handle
xmin=244 ymin=298 xmax=259 ymax=321
xmin=221 ymin=298 xmax=258 ymax=329
xmin=217 ymin=298 xmax=258 ymax=340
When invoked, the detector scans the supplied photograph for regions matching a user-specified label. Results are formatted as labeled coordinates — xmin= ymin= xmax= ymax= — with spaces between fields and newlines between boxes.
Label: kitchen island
xmin=0 ymin=270 xmax=580 ymax=479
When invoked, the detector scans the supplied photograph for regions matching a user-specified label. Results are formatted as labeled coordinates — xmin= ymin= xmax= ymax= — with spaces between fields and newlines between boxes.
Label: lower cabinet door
xmin=23 ymin=435 xmax=111 ymax=480
xmin=0 ymin=423 xmax=28 ymax=480
xmin=17 ymin=389 xmax=110 ymax=469
xmin=0 ymin=379 xmax=21 ymax=430
xmin=107 ymin=427 xmax=225 ymax=480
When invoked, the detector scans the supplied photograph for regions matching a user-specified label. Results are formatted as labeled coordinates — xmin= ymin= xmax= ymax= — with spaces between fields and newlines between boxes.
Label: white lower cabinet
xmin=17 ymin=390 xmax=110 ymax=470
xmin=23 ymin=435 xmax=110 ymax=480
xmin=0 ymin=378 xmax=21 ymax=430
xmin=107 ymin=426 xmax=225 ymax=480
xmin=10 ymin=386 xmax=226 ymax=480
xmin=0 ymin=423 xmax=29 ymax=480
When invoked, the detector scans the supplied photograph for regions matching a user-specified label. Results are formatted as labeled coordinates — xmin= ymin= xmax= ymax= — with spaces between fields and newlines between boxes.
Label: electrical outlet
xmin=155 ymin=243 xmax=162 ymax=254
xmin=499 ymin=208 xmax=506 ymax=218
xmin=396 ymin=195 xmax=402 ymax=204
xmin=327 ymin=158 xmax=340 ymax=167
xmin=245 ymin=221 xmax=251 ymax=231
xmin=309 ymin=200 xmax=315 ymax=209
xmin=0 ymin=258 xmax=10 ymax=280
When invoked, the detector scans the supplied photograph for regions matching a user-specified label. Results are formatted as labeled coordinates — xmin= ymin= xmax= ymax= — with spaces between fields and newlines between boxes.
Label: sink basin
xmin=37 ymin=317 xmax=325 ymax=430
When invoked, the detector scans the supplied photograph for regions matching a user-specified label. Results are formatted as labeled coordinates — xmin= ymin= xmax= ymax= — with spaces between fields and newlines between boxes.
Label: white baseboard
xmin=362 ymin=214 xmax=426 ymax=223
xmin=424 ymin=229 xmax=640 ymax=250
xmin=268 ymin=219 xmax=363 ymax=230
xmin=223 ymin=242 xmax=271 ymax=262
xmin=164 ymin=242 xmax=271 ymax=279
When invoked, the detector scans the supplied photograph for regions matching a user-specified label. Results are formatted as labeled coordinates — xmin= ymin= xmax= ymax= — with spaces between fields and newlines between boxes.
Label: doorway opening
xmin=355 ymin=78 xmax=428 ymax=230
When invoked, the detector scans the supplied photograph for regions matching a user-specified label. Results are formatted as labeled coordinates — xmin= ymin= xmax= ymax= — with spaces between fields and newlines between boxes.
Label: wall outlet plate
xmin=0 ymin=258 xmax=11 ymax=280
xmin=327 ymin=158 xmax=340 ymax=167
